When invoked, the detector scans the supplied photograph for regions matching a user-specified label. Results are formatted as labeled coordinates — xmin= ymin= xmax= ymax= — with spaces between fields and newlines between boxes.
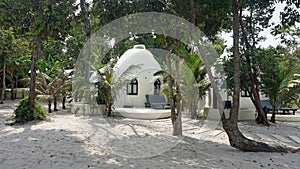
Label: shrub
xmin=14 ymin=97 xmax=47 ymax=123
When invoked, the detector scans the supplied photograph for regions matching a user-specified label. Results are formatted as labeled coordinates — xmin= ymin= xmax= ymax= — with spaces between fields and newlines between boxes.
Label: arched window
xmin=154 ymin=79 xmax=161 ymax=95
xmin=241 ymin=89 xmax=251 ymax=97
xmin=127 ymin=78 xmax=138 ymax=95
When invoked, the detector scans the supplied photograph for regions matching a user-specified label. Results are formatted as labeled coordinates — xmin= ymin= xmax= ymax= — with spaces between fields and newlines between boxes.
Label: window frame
xmin=127 ymin=78 xmax=138 ymax=95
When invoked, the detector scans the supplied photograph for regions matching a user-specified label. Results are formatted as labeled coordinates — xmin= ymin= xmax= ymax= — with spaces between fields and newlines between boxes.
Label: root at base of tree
xmin=222 ymin=119 xmax=298 ymax=153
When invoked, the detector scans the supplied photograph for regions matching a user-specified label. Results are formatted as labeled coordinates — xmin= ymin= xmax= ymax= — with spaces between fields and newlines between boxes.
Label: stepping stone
xmin=256 ymin=134 xmax=276 ymax=142
xmin=288 ymin=136 xmax=300 ymax=144
xmin=272 ymin=134 xmax=293 ymax=143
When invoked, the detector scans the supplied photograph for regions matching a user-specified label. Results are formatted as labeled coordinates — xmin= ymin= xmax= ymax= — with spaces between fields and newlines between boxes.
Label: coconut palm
xmin=95 ymin=65 xmax=114 ymax=116
xmin=156 ymin=48 xmax=210 ymax=119
xmin=260 ymin=47 xmax=300 ymax=122
xmin=179 ymin=47 xmax=210 ymax=119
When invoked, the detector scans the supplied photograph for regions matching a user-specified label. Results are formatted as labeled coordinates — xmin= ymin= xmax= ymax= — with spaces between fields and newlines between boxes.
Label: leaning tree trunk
xmin=219 ymin=0 xmax=296 ymax=152
xmin=245 ymin=55 xmax=269 ymax=125
xmin=29 ymin=36 xmax=41 ymax=109
xmin=222 ymin=119 xmax=291 ymax=152
xmin=239 ymin=12 xmax=269 ymax=125
xmin=249 ymin=87 xmax=270 ymax=125
xmin=238 ymin=4 xmax=269 ymax=126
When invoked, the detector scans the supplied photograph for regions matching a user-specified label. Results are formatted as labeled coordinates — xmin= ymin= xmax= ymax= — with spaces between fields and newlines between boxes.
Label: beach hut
xmin=113 ymin=45 xmax=163 ymax=108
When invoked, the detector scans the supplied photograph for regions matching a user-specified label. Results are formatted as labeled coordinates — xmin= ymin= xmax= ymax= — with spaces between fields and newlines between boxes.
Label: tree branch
xmin=158 ymin=0 xmax=179 ymax=16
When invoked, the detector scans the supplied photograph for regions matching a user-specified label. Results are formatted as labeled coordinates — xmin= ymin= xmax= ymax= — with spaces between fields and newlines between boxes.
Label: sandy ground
xmin=0 ymin=100 xmax=299 ymax=169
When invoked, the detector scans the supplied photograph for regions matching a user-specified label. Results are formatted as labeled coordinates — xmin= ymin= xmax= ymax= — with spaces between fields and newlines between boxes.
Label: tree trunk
xmin=80 ymin=0 xmax=91 ymax=80
xmin=107 ymin=102 xmax=112 ymax=116
xmin=166 ymin=52 xmax=176 ymax=125
xmin=220 ymin=0 xmax=295 ymax=153
xmin=15 ymin=77 xmax=18 ymax=98
xmin=1 ymin=54 xmax=6 ymax=104
xmin=245 ymin=55 xmax=269 ymax=125
xmin=0 ymin=88 xmax=2 ymax=104
xmin=54 ymin=96 xmax=58 ymax=111
xmin=22 ymin=89 xmax=24 ymax=99
xmin=107 ymin=94 xmax=113 ymax=116
xmin=270 ymin=110 xmax=276 ymax=123
xmin=173 ymin=53 xmax=182 ymax=136
xmin=29 ymin=36 xmax=41 ymax=109
xmin=62 ymin=96 xmax=66 ymax=109
xmin=190 ymin=101 xmax=197 ymax=119
xmin=80 ymin=0 xmax=91 ymax=105
xmin=270 ymin=99 xmax=276 ymax=123
xmin=238 ymin=4 xmax=269 ymax=126
xmin=222 ymin=119 xmax=290 ymax=152
xmin=10 ymin=75 xmax=15 ymax=100
xmin=48 ymin=99 xmax=52 ymax=113
xmin=84 ymin=16 xmax=91 ymax=81
xmin=224 ymin=0 xmax=242 ymax=123
xmin=189 ymin=0 xmax=196 ymax=25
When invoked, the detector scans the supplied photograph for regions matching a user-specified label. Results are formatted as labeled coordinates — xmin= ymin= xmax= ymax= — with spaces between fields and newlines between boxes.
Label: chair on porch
xmin=145 ymin=94 xmax=170 ymax=109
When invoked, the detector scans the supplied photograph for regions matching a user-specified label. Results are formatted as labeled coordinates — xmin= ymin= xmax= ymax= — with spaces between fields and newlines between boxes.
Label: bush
xmin=14 ymin=97 xmax=47 ymax=123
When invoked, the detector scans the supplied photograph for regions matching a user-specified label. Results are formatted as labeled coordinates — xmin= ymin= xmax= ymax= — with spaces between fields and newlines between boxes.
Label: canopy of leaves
xmin=259 ymin=46 xmax=300 ymax=106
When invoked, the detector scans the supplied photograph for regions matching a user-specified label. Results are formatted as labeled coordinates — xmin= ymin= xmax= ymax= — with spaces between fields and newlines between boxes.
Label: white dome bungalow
xmin=112 ymin=45 xmax=171 ymax=119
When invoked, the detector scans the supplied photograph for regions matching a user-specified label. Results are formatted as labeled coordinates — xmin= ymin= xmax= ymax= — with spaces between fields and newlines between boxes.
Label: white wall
xmin=113 ymin=45 xmax=163 ymax=108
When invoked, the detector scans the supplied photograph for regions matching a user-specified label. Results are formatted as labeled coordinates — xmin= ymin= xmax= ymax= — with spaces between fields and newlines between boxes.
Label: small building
xmin=111 ymin=45 xmax=265 ymax=120
xmin=113 ymin=45 xmax=163 ymax=108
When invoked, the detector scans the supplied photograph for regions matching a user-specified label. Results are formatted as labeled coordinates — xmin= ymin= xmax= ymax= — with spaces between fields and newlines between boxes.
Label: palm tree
xmin=179 ymin=47 xmax=210 ymax=119
xmin=260 ymin=47 xmax=300 ymax=122
xmin=155 ymin=47 xmax=210 ymax=119
xmin=96 ymin=65 xmax=114 ymax=116
xmin=29 ymin=71 xmax=71 ymax=113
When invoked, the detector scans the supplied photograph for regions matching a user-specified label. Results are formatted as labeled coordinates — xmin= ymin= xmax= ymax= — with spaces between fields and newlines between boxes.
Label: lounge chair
xmin=260 ymin=100 xmax=297 ymax=115
xmin=145 ymin=94 xmax=170 ymax=109
xmin=278 ymin=107 xmax=298 ymax=115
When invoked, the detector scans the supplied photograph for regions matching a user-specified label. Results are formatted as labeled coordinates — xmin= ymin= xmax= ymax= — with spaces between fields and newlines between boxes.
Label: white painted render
xmin=113 ymin=45 xmax=163 ymax=108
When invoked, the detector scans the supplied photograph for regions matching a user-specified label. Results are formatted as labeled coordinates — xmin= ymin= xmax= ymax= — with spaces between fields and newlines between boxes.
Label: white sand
xmin=0 ymin=100 xmax=299 ymax=169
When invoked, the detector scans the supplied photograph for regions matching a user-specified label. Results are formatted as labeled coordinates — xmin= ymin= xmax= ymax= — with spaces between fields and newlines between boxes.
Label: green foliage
xmin=0 ymin=28 xmax=13 ymax=53
xmin=272 ymin=1 xmax=299 ymax=47
xmin=14 ymin=97 xmax=47 ymax=123
xmin=259 ymin=46 xmax=300 ymax=108
xmin=91 ymin=0 xmax=231 ymax=40
xmin=179 ymin=46 xmax=210 ymax=99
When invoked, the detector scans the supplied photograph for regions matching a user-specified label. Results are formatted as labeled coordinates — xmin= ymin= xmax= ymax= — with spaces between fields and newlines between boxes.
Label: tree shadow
xmin=1 ymin=106 xmax=299 ymax=169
